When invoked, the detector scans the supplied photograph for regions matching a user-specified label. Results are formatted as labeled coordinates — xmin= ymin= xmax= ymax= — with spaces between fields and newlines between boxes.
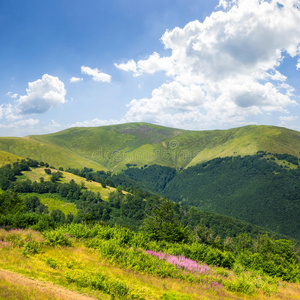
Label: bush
xmin=22 ymin=240 xmax=42 ymax=256
xmin=43 ymin=231 xmax=72 ymax=247
xmin=45 ymin=257 xmax=59 ymax=269
xmin=65 ymin=270 xmax=142 ymax=299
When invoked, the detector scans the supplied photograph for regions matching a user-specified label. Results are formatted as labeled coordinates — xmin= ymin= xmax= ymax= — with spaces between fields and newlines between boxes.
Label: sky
xmin=1 ymin=0 xmax=300 ymax=137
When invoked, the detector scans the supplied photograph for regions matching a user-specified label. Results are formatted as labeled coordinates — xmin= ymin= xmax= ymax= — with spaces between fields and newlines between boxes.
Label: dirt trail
xmin=0 ymin=268 xmax=98 ymax=300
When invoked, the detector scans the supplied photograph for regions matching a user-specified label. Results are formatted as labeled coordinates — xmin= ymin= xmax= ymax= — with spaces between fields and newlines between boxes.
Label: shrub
xmin=22 ymin=240 xmax=42 ymax=256
xmin=65 ymin=270 xmax=143 ymax=299
xmin=45 ymin=257 xmax=59 ymax=269
xmin=43 ymin=231 xmax=72 ymax=247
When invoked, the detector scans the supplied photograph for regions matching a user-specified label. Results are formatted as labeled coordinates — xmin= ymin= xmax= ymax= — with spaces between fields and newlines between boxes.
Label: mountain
xmin=0 ymin=122 xmax=299 ymax=240
xmin=0 ymin=122 xmax=299 ymax=172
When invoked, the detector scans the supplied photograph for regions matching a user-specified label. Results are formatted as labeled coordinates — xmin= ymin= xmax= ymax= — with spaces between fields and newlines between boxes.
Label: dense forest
xmin=114 ymin=153 xmax=300 ymax=240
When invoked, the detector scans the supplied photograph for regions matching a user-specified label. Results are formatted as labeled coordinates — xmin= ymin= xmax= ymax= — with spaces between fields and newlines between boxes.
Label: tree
xmin=33 ymin=214 xmax=56 ymax=231
xmin=143 ymin=198 xmax=189 ymax=243
xmin=66 ymin=213 xmax=74 ymax=224
xmin=44 ymin=168 xmax=51 ymax=175
xmin=0 ymin=191 xmax=24 ymax=215
xmin=50 ymin=209 xmax=65 ymax=224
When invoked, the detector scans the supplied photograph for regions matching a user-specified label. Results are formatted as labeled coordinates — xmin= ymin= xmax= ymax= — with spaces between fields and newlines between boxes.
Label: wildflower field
xmin=1 ymin=224 xmax=299 ymax=299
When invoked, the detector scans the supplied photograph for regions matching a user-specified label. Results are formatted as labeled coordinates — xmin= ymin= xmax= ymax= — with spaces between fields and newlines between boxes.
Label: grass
xmin=1 ymin=123 xmax=300 ymax=172
xmin=0 ymin=150 xmax=23 ymax=167
xmin=0 ymin=272 xmax=62 ymax=300
xmin=20 ymin=167 xmax=117 ymax=200
xmin=0 ymin=228 xmax=299 ymax=300
xmin=0 ymin=136 xmax=106 ymax=171
xmin=19 ymin=193 xmax=78 ymax=216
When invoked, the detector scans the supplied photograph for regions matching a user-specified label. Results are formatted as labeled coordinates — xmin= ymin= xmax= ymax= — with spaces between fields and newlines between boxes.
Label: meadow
xmin=1 ymin=123 xmax=300 ymax=173
xmin=0 ymin=225 xmax=299 ymax=300
xmin=20 ymin=167 xmax=116 ymax=200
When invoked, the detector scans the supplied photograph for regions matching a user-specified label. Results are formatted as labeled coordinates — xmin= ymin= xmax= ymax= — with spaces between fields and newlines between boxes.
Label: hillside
xmin=0 ymin=150 xmax=23 ymax=167
xmin=0 ymin=123 xmax=299 ymax=172
xmin=1 ymin=225 xmax=299 ymax=300
xmin=20 ymin=167 xmax=117 ymax=200
xmin=0 ymin=123 xmax=298 ymax=240
xmin=1 ymin=159 xmax=300 ymax=299
xmin=120 ymin=154 xmax=300 ymax=240
xmin=0 ymin=159 xmax=292 ymax=242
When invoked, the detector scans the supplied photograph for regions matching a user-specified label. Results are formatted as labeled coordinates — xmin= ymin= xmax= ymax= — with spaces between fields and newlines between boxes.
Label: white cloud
xmin=279 ymin=115 xmax=298 ymax=122
xmin=278 ymin=114 xmax=298 ymax=127
xmin=70 ymin=118 xmax=121 ymax=128
xmin=0 ymin=118 xmax=39 ymax=129
xmin=0 ymin=104 xmax=22 ymax=121
xmin=43 ymin=119 xmax=62 ymax=132
xmin=17 ymin=74 xmax=66 ymax=114
xmin=115 ymin=53 xmax=173 ymax=77
xmin=114 ymin=60 xmax=137 ymax=73
xmin=117 ymin=0 xmax=300 ymax=129
xmin=81 ymin=66 xmax=112 ymax=83
xmin=70 ymin=77 xmax=83 ymax=83
xmin=6 ymin=92 xmax=19 ymax=98
xmin=297 ymin=58 xmax=300 ymax=69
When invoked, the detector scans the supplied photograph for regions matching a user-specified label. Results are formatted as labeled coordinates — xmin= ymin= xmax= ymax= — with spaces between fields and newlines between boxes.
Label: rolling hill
xmin=0 ymin=122 xmax=299 ymax=172
xmin=0 ymin=123 xmax=299 ymax=240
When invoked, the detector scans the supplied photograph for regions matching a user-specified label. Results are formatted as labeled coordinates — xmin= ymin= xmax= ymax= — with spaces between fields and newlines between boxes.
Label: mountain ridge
xmin=0 ymin=122 xmax=299 ymax=172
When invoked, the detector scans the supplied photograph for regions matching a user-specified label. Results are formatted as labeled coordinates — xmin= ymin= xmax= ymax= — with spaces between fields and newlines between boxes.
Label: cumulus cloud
xmin=17 ymin=74 xmax=66 ymax=114
xmin=115 ymin=53 xmax=172 ymax=77
xmin=117 ymin=0 xmax=300 ymax=129
xmin=81 ymin=66 xmax=112 ymax=83
xmin=114 ymin=60 xmax=137 ymax=73
xmin=70 ymin=77 xmax=83 ymax=83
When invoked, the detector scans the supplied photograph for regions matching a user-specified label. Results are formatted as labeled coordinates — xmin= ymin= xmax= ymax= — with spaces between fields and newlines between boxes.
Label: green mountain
xmin=120 ymin=155 xmax=300 ymax=240
xmin=0 ymin=122 xmax=299 ymax=240
xmin=0 ymin=122 xmax=299 ymax=172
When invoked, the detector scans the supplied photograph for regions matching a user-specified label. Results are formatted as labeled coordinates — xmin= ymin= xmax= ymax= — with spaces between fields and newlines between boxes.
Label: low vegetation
xmin=0 ymin=225 xmax=299 ymax=299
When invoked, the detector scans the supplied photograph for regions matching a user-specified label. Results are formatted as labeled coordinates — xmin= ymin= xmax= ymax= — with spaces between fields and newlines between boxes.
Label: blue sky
xmin=1 ymin=0 xmax=300 ymax=136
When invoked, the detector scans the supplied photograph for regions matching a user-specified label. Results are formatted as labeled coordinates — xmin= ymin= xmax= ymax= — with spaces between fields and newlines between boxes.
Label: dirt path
xmin=0 ymin=268 xmax=99 ymax=300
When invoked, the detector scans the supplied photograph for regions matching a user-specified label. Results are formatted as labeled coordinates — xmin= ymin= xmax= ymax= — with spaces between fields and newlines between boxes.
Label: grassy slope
xmin=27 ymin=123 xmax=300 ymax=172
xmin=1 ymin=229 xmax=299 ymax=300
xmin=0 ymin=136 xmax=107 ymax=171
xmin=21 ymin=167 xmax=117 ymax=200
xmin=0 ymin=123 xmax=299 ymax=173
xmin=14 ymin=167 xmax=118 ymax=217
xmin=19 ymin=193 xmax=78 ymax=216
xmin=0 ymin=150 xmax=23 ymax=167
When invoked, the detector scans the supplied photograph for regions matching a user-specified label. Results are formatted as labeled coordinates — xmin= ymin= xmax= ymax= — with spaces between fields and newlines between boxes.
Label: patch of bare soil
xmin=0 ymin=268 xmax=98 ymax=300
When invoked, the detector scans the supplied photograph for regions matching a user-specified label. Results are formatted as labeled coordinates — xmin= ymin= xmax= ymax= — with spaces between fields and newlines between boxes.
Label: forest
xmin=116 ymin=153 xmax=300 ymax=240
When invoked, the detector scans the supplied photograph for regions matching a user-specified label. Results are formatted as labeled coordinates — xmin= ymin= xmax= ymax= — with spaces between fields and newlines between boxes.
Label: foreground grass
xmin=0 ymin=228 xmax=300 ymax=299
